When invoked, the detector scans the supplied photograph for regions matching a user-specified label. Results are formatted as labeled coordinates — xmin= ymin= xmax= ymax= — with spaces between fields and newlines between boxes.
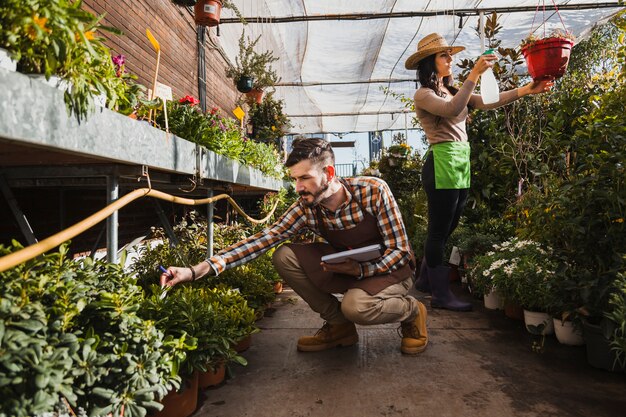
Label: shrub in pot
xmin=0 ymin=244 xmax=185 ymax=417
xmin=225 ymin=31 xmax=279 ymax=94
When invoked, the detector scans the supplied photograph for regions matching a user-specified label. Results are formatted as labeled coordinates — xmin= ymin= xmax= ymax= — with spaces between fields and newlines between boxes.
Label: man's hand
xmin=321 ymin=259 xmax=362 ymax=277
xmin=160 ymin=266 xmax=194 ymax=288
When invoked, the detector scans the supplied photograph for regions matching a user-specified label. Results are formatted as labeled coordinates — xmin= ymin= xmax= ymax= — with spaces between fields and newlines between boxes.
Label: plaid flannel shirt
xmin=206 ymin=177 xmax=413 ymax=278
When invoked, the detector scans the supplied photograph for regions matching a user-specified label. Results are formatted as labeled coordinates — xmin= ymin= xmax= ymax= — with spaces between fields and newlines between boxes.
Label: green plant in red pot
xmin=520 ymin=29 xmax=576 ymax=80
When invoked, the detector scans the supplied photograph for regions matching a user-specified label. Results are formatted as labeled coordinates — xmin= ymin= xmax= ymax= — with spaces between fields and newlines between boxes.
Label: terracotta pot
xmin=273 ymin=281 xmax=283 ymax=294
xmin=233 ymin=334 xmax=252 ymax=353
xmin=521 ymin=37 xmax=574 ymax=80
xmin=150 ymin=373 xmax=198 ymax=417
xmin=504 ymin=302 xmax=524 ymax=321
xmin=194 ymin=0 xmax=222 ymax=27
xmin=448 ymin=264 xmax=460 ymax=282
xmin=198 ymin=362 xmax=226 ymax=388
xmin=245 ymin=88 xmax=264 ymax=105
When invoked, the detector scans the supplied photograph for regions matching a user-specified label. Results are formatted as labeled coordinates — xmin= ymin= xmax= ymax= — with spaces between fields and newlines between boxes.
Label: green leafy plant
xmin=0 ymin=0 xmax=125 ymax=122
xmin=248 ymin=92 xmax=291 ymax=146
xmin=520 ymin=28 xmax=576 ymax=49
xmin=469 ymin=238 xmax=557 ymax=312
xmin=0 ymin=243 xmax=184 ymax=417
xmin=225 ymin=31 xmax=280 ymax=90
xmin=154 ymin=99 xmax=284 ymax=178
xmin=140 ymin=284 xmax=252 ymax=377
xmin=605 ymin=268 xmax=626 ymax=368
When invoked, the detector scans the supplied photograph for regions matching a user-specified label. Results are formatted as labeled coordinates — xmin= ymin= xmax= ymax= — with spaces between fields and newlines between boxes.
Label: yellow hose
xmin=0 ymin=188 xmax=279 ymax=273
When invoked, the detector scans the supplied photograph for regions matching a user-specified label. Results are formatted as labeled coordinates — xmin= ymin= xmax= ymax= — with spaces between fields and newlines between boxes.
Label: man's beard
xmin=299 ymin=178 xmax=330 ymax=207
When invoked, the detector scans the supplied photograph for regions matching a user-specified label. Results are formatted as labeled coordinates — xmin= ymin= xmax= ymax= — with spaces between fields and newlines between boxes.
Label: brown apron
xmin=286 ymin=180 xmax=414 ymax=295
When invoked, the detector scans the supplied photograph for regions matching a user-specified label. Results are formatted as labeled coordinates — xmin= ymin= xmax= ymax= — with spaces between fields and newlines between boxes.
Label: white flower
xmin=486 ymin=251 xmax=495 ymax=256
xmin=483 ymin=270 xmax=490 ymax=277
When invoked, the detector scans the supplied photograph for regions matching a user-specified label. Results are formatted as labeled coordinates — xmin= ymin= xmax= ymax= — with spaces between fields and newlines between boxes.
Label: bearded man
xmin=161 ymin=137 xmax=428 ymax=355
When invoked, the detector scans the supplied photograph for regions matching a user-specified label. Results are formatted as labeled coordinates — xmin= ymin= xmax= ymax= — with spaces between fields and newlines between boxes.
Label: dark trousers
xmin=422 ymin=153 xmax=468 ymax=268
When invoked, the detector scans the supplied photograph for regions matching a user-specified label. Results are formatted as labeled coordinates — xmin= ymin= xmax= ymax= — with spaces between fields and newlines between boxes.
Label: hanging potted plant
xmin=520 ymin=29 xmax=576 ymax=80
xmin=194 ymin=0 xmax=244 ymax=27
xmin=248 ymin=92 xmax=291 ymax=146
xmin=226 ymin=32 xmax=279 ymax=96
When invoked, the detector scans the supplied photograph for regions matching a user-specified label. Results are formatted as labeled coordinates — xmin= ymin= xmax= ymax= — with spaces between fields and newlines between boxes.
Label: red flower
xmin=210 ymin=107 xmax=219 ymax=115
xmin=179 ymin=95 xmax=199 ymax=105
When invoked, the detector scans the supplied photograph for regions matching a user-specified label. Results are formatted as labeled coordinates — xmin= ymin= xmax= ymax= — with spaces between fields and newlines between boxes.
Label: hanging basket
xmin=236 ymin=76 xmax=254 ymax=93
xmin=521 ymin=37 xmax=574 ymax=80
xmin=194 ymin=0 xmax=222 ymax=27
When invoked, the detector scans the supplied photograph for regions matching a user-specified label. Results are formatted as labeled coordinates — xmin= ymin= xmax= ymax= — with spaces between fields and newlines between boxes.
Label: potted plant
xmin=225 ymin=32 xmax=279 ymax=97
xmin=0 ymin=0 xmax=124 ymax=121
xmin=0 ymin=243 xmax=185 ymax=417
xmin=248 ymin=92 xmax=291 ymax=146
xmin=520 ymin=29 xmax=576 ymax=80
xmin=468 ymin=254 xmax=504 ymax=310
xmin=194 ymin=0 xmax=244 ymax=27
xmin=493 ymin=239 xmax=558 ymax=334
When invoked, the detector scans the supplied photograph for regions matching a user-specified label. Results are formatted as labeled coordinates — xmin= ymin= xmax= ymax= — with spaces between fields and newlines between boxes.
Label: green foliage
xmin=469 ymin=238 xmax=558 ymax=312
xmin=0 ymin=0 xmax=125 ymax=122
xmin=0 ymin=243 xmax=182 ymax=417
xmin=363 ymin=135 xmax=426 ymax=254
xmin=225 ymin=31 xmax=279 ymax=89
xmin=156 ymin=100 xmax=285 ymax=179
xmin=140 ymin=284 xmax=254 ymax=376
xmin=606 ymin=268 xmax=626 ymax=368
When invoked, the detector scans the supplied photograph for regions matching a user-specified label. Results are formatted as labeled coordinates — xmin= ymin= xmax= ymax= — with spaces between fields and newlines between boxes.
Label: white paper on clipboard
xmin=321 ymin=244 xmax=383 ymax=264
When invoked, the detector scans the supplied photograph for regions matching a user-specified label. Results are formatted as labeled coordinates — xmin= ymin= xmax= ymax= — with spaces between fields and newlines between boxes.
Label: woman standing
xmin=405 ymin=33 xmax=553 ymax=311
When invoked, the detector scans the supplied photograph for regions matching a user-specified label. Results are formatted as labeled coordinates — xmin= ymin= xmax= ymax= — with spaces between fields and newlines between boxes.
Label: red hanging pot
xmin=521 ymin=37 xmax=574 ymax=80
xmin=194 ymin=0 xmax=222 ymax=27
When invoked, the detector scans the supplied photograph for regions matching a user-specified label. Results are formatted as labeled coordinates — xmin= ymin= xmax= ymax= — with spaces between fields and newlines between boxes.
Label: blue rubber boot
xmin=428 ymin=265 xmax=472 ymax=311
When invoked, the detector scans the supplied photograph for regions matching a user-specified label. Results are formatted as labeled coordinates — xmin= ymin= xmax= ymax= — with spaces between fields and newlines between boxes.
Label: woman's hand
xmin=321 ymin=259 xmax=362 ymax=277
xmin=466 ymin=53 xmax=497 ymax=83
xmin=521 ymin=78 xmax=555 ymax=96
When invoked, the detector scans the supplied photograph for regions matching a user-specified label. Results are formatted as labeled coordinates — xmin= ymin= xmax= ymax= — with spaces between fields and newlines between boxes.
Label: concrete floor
xmin=194 ymin=284 xmax=626 ymax=417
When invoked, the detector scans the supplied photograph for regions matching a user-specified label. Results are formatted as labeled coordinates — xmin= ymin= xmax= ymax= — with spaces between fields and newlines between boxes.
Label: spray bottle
xmin=480 ymin=48 xmax=500 ymax=104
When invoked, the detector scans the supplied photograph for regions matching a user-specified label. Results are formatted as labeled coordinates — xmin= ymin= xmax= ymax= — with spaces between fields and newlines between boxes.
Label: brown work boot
xmin=400 ymin=300 xmax=428 ymax=355
xmin=297 ymin=321 xmax=358 ymax=352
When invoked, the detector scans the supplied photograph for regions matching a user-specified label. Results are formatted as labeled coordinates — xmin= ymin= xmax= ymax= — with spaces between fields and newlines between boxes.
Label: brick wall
xmin=83 ymin=0 xmax=239 ymax=115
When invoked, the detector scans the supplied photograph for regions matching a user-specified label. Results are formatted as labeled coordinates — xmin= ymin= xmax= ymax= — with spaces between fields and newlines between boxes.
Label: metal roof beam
xmin=276 ymin=78 xmax=416 ymax=87
xmin=287 ymin=110 xmax=414 ymax=118
xmin=220 ymin=2 xmax=623 ymax=24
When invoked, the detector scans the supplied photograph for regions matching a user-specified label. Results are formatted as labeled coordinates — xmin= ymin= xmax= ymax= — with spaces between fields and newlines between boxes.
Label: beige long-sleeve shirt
xmin=414 ymin=80 xmax=519 ymax=145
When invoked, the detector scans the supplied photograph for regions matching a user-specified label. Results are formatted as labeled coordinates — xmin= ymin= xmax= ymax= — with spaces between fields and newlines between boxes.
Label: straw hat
xmin=405 ymin=33 xmax=465 ymax=70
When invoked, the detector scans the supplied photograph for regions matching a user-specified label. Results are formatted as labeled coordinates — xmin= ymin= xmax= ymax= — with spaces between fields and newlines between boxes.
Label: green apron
xmin=428 ymin=141 xmax=471 ymax=189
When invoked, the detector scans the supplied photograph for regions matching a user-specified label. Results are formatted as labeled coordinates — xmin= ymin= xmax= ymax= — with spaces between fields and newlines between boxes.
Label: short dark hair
xmin=285 ymin=137 xmax=335 ymax=168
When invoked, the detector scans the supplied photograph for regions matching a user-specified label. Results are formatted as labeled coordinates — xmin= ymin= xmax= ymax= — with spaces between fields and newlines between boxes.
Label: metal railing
xmin=335 ymin=163 xmax=357 ymax=177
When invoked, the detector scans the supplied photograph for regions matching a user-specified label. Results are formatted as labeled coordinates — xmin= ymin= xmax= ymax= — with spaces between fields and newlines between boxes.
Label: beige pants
xmin=273 ymin=245 xmax=419 ymax=325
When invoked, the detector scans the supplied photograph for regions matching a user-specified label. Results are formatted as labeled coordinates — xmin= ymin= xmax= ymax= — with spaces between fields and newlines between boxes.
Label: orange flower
xmin=27 ymin=14 xmax=50 ymax=40
xmin=76 ymin=31 xmax=96 ymax=42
